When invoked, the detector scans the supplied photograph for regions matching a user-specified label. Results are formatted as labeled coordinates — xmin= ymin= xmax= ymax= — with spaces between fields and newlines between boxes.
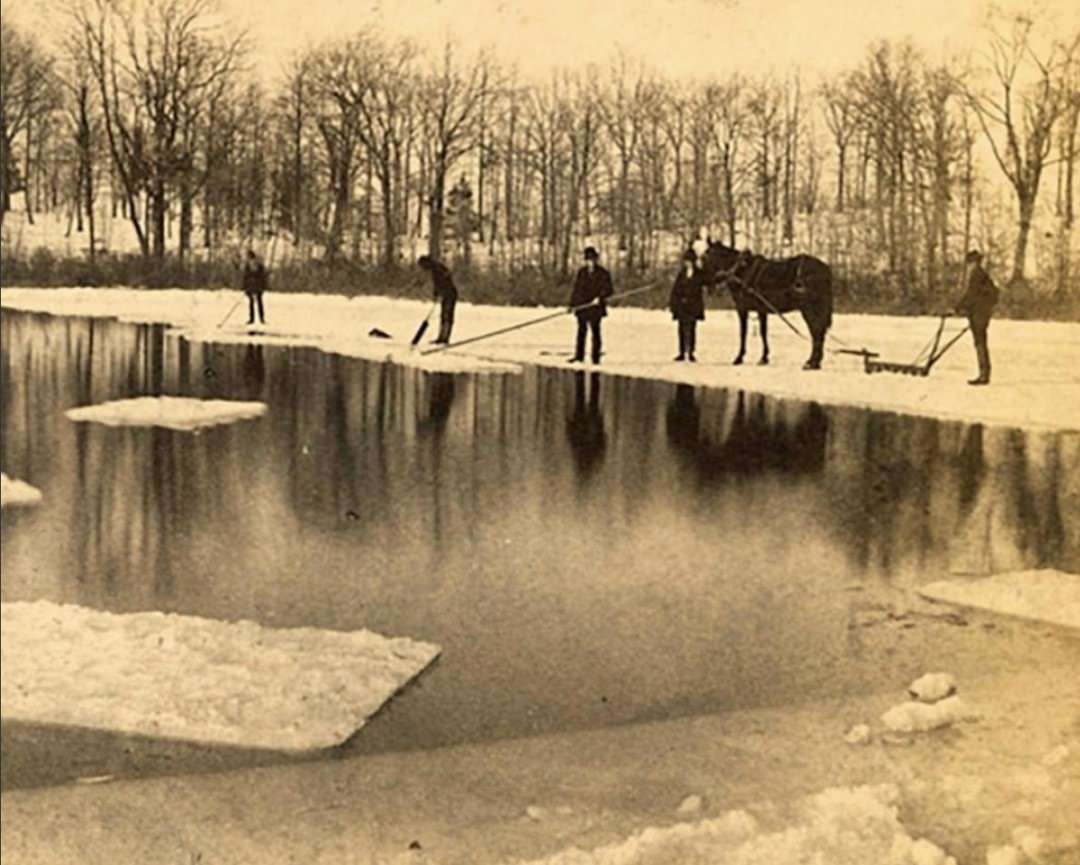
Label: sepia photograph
xmin=1 ymin=0 xmax=1078 ymax=862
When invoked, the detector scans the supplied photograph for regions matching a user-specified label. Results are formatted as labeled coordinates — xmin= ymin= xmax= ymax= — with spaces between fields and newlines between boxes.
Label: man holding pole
xmin=242 ymin=249 xmax=268 ymax=325
xmin=568 ymin=246 xmax=613 ymax=364
xmin=417 ymin=255 xmax=458 ymax=345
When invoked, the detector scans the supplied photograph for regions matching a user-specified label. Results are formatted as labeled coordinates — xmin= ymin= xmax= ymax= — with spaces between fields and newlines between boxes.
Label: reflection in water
xmin=2 ymin=309 xmax=1078 ymax=758
xmin=565 ymin=372 xmax=606 ymax=481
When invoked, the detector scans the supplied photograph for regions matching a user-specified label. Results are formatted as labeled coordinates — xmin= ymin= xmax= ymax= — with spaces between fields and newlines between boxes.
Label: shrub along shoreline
xmin=2 ymin=249 xmax=1077 ymax=322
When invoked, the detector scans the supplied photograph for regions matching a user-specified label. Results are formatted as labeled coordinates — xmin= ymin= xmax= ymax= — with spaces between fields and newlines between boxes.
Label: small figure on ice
xmin=568 ymin=246 xmax=613 ymax=364
xmin=242 ymin=249 xmax=268 ymax=325
xmin=417 ymin=255 xmax=458 ymax=345
xmin=953 ymin=249 xmax=999 ymax=386
xmin=669 ymin=248 xmax=707 ymax=362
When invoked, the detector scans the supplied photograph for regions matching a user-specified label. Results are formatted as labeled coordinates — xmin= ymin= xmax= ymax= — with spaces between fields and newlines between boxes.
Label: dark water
xmin=2 ymin=310 xmax=1079 ymax=787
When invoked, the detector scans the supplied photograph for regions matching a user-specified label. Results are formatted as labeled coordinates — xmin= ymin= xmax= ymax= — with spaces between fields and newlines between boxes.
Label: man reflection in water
xmin=241 ymin=344 xmax=265 ymax=398
xmin=565 ymin=372 xmax=607 ymax=478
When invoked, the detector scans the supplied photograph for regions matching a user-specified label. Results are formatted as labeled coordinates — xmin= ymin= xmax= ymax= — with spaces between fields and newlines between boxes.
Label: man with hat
xmin=567 ymin=246 xmax=613 ymax=364
xmin=953 ymin=249 xmax=999 ymax=386
xmin=242 ymin=249 xmax=269 ymax=325
xmin=669 ymin=248 xmax=707 ymax=361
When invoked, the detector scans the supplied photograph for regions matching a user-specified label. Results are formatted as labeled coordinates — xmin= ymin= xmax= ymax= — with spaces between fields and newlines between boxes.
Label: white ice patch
xmin=908 ymin=672 xmax=957 ymax=703
xmin=65 ymin=396 xmax=268 ymax=431
xmin=509 ymin=784 xmax=957 ymax=865
xmin=881 ymin=696 xmax=973 ymax=733
xmin=918 ymin=570 xmax=1080 ymax=632
xmin=0 ymin=473 xmax=43 ymax=509
xmin=0 ymin=600 xmax=440 ymax=751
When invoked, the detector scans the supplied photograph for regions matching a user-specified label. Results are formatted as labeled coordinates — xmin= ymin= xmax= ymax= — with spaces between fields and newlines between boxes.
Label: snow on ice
xmin=881 ymin=696 xmax=976 ymax=734
xmin=0 ymin=600 xmax=440 ymax=751
xmin=65 ymin=396 xmax=267 ymax=431
xmin=508 ymin=784 xmax=957 ymax=865
xmin=918 ymin=570 xmax=1080 ymax=632
xmin=0 ymin=473 xmax=42 ymax=509
xmin=3 ymin=287 xmax=1077 ymax=431
xmin=908 ymin=673 xmax=957 ymax=703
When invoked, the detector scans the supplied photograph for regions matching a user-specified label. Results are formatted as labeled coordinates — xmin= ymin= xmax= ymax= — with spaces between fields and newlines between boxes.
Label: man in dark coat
xmin=954 ymin=249 xmax=999 ymax=385
xmin=669 ymin=248 xmax=706 ymax=362
xmin=242 ymin=249 xmax=268 ymax=325
xmin=568 ymin=246 xmax=613 ymax=364
xmin=418 ymin=255 xmax=458 ymax=344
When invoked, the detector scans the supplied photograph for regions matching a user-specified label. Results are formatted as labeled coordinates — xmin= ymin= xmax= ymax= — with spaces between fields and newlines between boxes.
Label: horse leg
xmin=802 ymin=308 xmax=824 ymax=370
xmin=733 ymin=308 xmax=748 ymax=365
xmin=758 ymin=312 xmax=770 ymax=365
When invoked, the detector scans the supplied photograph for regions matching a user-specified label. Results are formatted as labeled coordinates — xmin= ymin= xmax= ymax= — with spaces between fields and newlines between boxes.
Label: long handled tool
xmin=419 ymin=281 xmax=664 ymax=357
xmin=410 ymin=300 xmax=440 ymax=348
xmin=217 ymin=298 xmax=243 ymax=329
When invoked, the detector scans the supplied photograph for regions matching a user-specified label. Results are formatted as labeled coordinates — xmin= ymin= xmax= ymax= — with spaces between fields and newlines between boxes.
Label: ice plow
xmin=835 ymin=316 xmax=969 ymax=377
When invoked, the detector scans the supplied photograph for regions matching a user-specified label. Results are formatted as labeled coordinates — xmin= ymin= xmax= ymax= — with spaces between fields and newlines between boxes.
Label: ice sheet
xmin=918 ymin=570 xmax=1080 ymax=631
xmin=0 ymin=600 xmax=441 ymax=751
xmin=0 ymin=473 xmax=43 ymax=508
xmin=65 ymin=396 xmax=268 ymax=431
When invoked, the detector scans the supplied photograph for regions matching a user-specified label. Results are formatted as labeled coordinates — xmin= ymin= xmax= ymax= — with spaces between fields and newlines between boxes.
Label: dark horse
xmin=698 ymin=241 xmax=834 ymax=370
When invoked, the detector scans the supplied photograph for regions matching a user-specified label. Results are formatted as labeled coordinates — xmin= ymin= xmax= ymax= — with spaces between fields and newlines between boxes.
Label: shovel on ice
xmin=410 ymin=301 xmax=439 ymax=348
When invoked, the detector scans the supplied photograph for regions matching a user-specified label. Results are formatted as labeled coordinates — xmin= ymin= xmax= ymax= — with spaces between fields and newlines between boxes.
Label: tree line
xmin=1 ymin=0 xmax=1078 ymax=308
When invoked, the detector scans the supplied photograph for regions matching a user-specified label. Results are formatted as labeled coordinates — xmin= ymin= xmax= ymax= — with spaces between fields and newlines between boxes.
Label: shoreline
xmin=3 ymin=286 xmax=1079 ymax=433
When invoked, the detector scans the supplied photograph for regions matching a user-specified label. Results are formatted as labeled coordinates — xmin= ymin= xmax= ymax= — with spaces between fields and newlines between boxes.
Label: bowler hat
xmin=583 ymin=246 xmax=599 ymax=261
xmin=965 ymin=249 xmax=982 ymax=262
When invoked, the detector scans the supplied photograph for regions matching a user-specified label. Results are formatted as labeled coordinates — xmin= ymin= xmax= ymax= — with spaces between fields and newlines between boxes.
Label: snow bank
xmin=908 ymin=673 xmax=957 ymax=703
xmin=881 ymin=696 xmax=974 ymax=733
xmin=0 ymin=600 xmax=440 ymax=751
xmin=4 ymin=287 xmax=1078 ymax=430
xmin=918 ymin=570 xmax=1080 ymax=632
xmin=0 ymin=473 xmax=42 ymax=508
xmin=65 ymin=396 xmax=267 ymax=431
xmin=509 ymin=784 xmax=956 ymax=865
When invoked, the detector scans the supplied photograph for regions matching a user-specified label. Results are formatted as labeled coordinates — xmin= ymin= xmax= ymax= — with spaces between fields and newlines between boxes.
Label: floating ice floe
xmin=845 ymin=723 xmax=872 ymax=745
xmin=881 ymin=696 xmax=977 ymax=733
xmin=0 ymin=473 xmax=43 ymax=509
xmin=65 ymin=396 xmax=268 ymax=431
xmin=908 ymin=673 xmax=957 ymax=703
xmin=509 ymin=784 xmax=956 ymax=865
xmin=0 ymin=600 xmax=440 ymax=751
xmin=919 ymin=570 xmax=1080 ymax=632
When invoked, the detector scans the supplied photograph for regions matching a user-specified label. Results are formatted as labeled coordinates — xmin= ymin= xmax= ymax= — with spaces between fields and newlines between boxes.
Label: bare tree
xmin=968 ymin=16 xmax=1080 ymax=285
xmin=418 ymin=42 xmax=496 ymax=259
xmin=820 ymin=72 xmax=859 ymax=212
xmin=1 ymin=20 xmax=55 ymax=227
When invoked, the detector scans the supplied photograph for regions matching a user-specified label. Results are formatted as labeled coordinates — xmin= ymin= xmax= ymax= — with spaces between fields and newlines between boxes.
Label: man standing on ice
xmin=669 ymin=248 xmax=706 ymax=362
xmin=954 ymin=249 xmax=999 ymax=386
xmin=417 ymin=255 xmax=458 ymax=345
xmin=242 ymin=249 xmax=268 ymax=325
xmin=568 ymin=246 xmax=613 ymax=364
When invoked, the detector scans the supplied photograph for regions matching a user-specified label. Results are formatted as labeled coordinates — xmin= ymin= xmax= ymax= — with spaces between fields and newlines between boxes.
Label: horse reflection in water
xmin=565 ymin=372 xmax=607 ymax=482
xmin=665 ymin=384 xmax=829 ymax=482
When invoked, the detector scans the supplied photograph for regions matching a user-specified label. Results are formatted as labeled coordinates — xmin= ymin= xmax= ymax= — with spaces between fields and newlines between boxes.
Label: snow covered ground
xmin=65 ymin=396 xmax=268 ymax=431
xmin=0 ymin=473 xmax=42 ymax=509
xmin=3 ymin=287 xmax=1078 ymax=430
xmin=510 ymin=784 xmax=956 ymax=865
xmin=0 ymin=600 xmax=440 ymax=751
xmin=918 ymin=570 xmax=1080 ymax=632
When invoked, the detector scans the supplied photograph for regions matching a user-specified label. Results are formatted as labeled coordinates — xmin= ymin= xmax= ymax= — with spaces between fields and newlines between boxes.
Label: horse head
xmin=700 ymin=241 xmax=742 ymax=287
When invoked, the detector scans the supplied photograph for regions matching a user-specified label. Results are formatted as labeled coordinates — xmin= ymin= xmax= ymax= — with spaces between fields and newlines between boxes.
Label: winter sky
xmin=219 ymin=0 xmax=1072 ymax=83
xmin=7 ymin=0 xmax=1074 ymax=83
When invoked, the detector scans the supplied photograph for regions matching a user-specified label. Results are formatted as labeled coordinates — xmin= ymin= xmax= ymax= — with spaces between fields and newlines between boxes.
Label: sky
xmin=216 ymin=0 xmax=1071 ymax=84
xmin=7 ymin=0 xmax=1073 ymax=85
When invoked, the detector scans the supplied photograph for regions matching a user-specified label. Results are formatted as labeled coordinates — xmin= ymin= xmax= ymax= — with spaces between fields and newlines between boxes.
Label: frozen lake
xmin=2 ymin=309 xmax=1078 ymax=788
